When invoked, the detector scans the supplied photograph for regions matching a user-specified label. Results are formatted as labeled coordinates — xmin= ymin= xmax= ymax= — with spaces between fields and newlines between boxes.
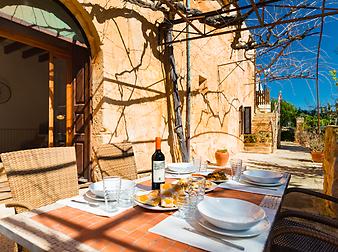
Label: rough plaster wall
xmin=80 ymin=0 xmax=255 ymax=171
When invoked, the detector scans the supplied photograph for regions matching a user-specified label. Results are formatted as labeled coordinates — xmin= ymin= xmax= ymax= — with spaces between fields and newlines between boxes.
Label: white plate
xmin=165 ymin=168 xmax=196 ymax=174
xmin=89 ymin=179 xmax=134 ymax=198
xmin=209 ymin=179 xmax=228 ymax=184
xmin=199 ymin=216 xmax=270 ymax=238
xmin=205 ymin=182 xmax=218 ymax=193
xmin=134 ymin=200 xmax=178 ymax=211
xmin=166 ymin=163 xmax=196 ymax=174
xmin=243 ymin=170 xmax=283 ymax=184
xmin=134 ymin=191 xmax=178 ymax=211
xmin=84 ymin=191 xmax=105 ymax=202
xmin=197 ymin=197 xmax=266 ymax=230
xmin=241 ymin=176 xmax=285 ymax=187
xmin=206 ymin=164 xmax=228 ymax=169
xmin=172 ymin=180 xmax=218 ymax=193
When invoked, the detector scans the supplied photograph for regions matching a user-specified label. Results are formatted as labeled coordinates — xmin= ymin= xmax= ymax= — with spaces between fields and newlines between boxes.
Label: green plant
xmin=216 ymin=148 xmax=228 ymax=153
xmin=300 ymin=130 xmax=325 ymax=152
xmin=244 ymin=134 xmax=257 ymax=143
xmin=257 ymin=131 xmax=272 ymax=143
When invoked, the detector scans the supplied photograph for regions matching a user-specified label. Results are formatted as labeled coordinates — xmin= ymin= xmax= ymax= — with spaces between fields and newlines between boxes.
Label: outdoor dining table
xmin=0 ymin=173 xmax=290 ymax=252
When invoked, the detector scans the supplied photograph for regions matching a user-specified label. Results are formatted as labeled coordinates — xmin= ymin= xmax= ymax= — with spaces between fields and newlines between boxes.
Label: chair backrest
xmin=0 ymin=147 xmax=79 ymax=210
xmin=94 ymin=143 xmax=138 ymax=180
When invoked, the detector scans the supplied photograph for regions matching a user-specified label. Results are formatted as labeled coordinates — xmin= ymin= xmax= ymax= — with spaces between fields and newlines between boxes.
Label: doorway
xmin=0 ymin=16 xmax=92 ymax=178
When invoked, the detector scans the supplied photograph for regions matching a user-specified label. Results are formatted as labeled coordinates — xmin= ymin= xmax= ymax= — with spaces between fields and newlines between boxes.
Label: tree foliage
xmin=272 ymin=99 xmax=298 ymax=127
xmin=272 ymin=98 xmax=338 ymax=129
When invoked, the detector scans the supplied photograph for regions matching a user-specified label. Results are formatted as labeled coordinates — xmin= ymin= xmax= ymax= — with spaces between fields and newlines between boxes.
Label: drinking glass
xmin=102 ymin=176 xmax=121 ymax=212
xmin=176 ymin=176 xmax=206 ymax=219
xmin=189 ymin=176 xmax=206 ymax=202
xmin=193 ymin=156 xmax=202 ymax=171
xmin=230 ymin=159 xmax=242 ymax=181
xmin=119 ymin=180 xmax=135 ymax=208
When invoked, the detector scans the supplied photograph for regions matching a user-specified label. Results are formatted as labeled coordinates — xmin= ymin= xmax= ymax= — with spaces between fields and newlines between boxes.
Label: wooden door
xmin=72 ymin=46 xmax=91 ymax=179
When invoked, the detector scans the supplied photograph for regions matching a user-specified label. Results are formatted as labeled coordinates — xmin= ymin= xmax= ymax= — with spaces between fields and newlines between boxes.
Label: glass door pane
xmin=53 ymin=57 xmax=67 ymax=146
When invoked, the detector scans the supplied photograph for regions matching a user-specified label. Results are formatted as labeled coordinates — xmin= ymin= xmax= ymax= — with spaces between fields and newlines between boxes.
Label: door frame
xmin=0 ymin=15 xmax=91 ymax=174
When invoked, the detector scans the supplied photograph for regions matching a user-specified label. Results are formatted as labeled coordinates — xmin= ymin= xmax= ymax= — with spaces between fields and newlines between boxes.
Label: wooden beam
xmin=0 ymin=16 xmax=72 ymax=58
xmin=48 ymin=54 xmax=54 ymax=147
xmin=38 ymin=53 xmax=49 ymax=62
xmin=4 ymin=41 xmax=28 ymax=54
xmin=22 ymin=47 xmax=45 ymax=59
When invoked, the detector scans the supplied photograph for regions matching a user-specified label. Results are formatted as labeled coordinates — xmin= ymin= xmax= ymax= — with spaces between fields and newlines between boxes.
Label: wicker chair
xmin=267 ymin=188 xmax=338 ymax=252
xmin=1 ymin=146 xmax=79 ymax=213
xmin=92 ymin=143 xmax=138 ymax=181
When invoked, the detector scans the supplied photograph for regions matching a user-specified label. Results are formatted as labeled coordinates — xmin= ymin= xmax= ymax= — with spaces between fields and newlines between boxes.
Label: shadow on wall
xmin=82 ymin=3 xmax=249 ymax=157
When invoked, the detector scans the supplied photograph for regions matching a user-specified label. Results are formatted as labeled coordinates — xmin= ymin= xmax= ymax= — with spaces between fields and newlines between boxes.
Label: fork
xmin=260 ymin=195 xmax=281 ymax=210
xmin=71 ymin=199 xmax=100 ymax=207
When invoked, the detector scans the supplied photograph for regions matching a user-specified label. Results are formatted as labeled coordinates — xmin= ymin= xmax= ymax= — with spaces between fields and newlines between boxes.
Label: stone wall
xmin=79 ymin=0 xmax=255 ymax=171
xmin=295 ymin=117 xmax=304 ymax=144
xmin=323 ymin=126 xmax=338 ymax=217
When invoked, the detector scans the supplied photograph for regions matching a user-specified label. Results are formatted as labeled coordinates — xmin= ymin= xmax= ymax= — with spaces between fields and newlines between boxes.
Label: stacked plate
xmin=85 ymin=179 xmax=134 ymax=201
xmin=242 ymin=170 xmax=284 ymax=186
xmin=197 ymin=197 xmax=270 ymax=237
xmin=166 ymin=162 xmax=196 ymax=174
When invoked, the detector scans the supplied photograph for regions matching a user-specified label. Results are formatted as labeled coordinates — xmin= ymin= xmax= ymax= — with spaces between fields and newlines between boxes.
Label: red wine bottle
xmin=152 ymin=137 xmax=165 ymax=190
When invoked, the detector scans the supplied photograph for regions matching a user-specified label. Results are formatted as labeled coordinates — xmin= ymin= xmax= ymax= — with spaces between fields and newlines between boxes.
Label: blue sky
xmin=269 ymin=16 xmax=338 ymax=110
xmin=264 ymin=9 xmax=338 ymax=110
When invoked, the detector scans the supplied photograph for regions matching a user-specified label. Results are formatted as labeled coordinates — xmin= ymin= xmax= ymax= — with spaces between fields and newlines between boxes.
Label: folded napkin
xmin=57 ymin=194 xmax=132 ymax=217
xmin=217 ymin=176 xmax=288 ymax=197
xmin=149 ymin=207 xmax=276 ymax=252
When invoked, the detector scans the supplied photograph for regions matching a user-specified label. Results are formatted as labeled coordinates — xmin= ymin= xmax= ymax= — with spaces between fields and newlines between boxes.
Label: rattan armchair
xmin=92 ymin=143 xmax=138 ymax=181
xmin=267 ymin=187 xmax=338 ymax=252
xmin=1 ymin=147 xmax=79 ymax=213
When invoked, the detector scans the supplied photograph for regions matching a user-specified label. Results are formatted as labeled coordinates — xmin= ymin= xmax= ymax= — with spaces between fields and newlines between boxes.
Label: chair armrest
xmin=285 ymin=187 xmax=338 ymax=204
xmin=78 ymin=182 xmax=92 ymax=189
xmin=277 ymin=210 xmax=338 ymax=229
xmin=5 ymin=201 xmax=33 ymax=211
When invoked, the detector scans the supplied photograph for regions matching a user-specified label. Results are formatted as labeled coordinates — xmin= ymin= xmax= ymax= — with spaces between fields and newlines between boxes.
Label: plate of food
xmin=173 ymin=178 xmax=218 ymax=193
xmin=195 ymin=170 xmax=229 ymax=183
xmin=134 ymin=183 xmax=181 ymax=211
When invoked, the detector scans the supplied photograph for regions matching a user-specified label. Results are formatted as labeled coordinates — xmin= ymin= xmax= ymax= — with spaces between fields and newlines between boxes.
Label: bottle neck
xmin=155 ymin=137 xmax=161 ymax=151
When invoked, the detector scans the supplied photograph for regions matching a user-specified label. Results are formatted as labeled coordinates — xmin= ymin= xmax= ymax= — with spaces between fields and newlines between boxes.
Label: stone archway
xmin=57 ymin=0 xmax=101 ymax=58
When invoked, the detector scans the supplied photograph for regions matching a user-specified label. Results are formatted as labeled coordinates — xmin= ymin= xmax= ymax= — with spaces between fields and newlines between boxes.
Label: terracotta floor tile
xmin=101 ymin=242 xmax=124 ymax=252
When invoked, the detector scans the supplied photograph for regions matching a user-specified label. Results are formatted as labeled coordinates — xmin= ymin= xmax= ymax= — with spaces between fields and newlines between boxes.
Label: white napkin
xmin=149 ymin=207 xmax=276 ymax=252
xmin=217 ymin=178 xmax=287 ymax=197
xmin=56 ymin=194 xmax=132 ymax=217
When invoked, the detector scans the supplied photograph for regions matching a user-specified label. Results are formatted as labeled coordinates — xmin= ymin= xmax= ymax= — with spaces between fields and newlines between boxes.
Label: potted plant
xmin=304 ymin=130 xmax=325 ymax=163
xmin=215 ymin=149 xmax=229 ymax=166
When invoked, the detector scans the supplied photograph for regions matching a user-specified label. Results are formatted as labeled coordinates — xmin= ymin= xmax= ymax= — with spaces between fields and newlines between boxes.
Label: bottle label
xmin=153 ymin=161 xmax=165 ymax=183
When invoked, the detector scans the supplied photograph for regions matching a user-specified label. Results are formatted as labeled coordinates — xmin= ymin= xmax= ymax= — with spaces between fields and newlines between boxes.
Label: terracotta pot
xmin=311 ymin=151 xmax=324 ymax=163
xmin=215 ymin=151 xmax=229 ymax=166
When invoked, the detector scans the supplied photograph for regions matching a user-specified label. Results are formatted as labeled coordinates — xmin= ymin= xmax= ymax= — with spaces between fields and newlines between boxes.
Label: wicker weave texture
xmin=95 ymin=143 xmax=138 ymax=180
xmin=1 ymin=147 xmax=79 ymax=212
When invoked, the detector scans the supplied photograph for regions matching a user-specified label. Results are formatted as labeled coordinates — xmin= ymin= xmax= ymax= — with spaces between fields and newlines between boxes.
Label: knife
xmin=183 ymin=227 xmax=245 ymax=251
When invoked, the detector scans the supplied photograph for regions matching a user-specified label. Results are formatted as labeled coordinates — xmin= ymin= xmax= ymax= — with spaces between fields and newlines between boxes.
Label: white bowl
xmin=166 ymin=162 xmax=195 ymax=173
xmin=197 ymin=197 xmax=266 ymax=231
xmin=243 ymin=170 xmax=283 ymax=184
xmin=89 ymin=179 xmax=133 ymax=198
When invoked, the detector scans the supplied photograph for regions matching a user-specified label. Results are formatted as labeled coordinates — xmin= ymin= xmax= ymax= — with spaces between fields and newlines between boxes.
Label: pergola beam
xmin=162 ymin=9 xmax=338 ymax=45
xmin=250 ymin=0 xmax=265 ymax=27
xmin=160 ymin=0 xmax=204 ymax=35
xmin=170 ymin=0 xmax=281 ymax=25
